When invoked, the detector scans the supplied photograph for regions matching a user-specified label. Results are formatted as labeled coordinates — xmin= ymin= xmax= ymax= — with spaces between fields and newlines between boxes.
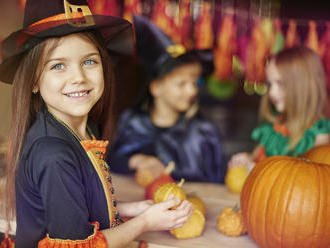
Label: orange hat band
xmin=16 ymin=0 xmax=95 ymax=51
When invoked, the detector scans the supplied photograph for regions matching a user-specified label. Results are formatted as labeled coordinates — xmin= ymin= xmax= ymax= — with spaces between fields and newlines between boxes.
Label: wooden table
xmin=0 ymin=175 xmax=259 ymax=247
xmin=112 ymin=174 xmax=258 ymax=248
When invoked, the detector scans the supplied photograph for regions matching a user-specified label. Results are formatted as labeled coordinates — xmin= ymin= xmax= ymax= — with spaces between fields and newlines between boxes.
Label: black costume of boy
xmin=108 ymin=109 xmax=226 ymax=183
xmin=107 ymin=15 xmax=226 ymax=183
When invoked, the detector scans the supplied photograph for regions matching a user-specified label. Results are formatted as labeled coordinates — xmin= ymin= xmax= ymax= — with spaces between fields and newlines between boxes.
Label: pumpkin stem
xmin=300 ymin=157 xmax=312 ymax=163
xmin=233 ymin=203 xmax=240 ymax=212
xmin=165 ymin=161 xmax=175 ymax=175
xmin=177 ymin=178 xmax=185 ymax=187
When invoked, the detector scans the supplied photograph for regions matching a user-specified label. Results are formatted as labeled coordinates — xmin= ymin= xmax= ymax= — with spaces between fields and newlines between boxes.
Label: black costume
xmin=107 ymin=109 xmax=226 ymax=183
xmin=15 ymin=108 xmax=118 ymax=247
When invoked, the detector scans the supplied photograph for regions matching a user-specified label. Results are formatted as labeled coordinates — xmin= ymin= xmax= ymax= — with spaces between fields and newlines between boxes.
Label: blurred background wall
xmin=0 ymin=1 xmax=23 ymax=175
xmin=0 ymin=1 xmax=24 ymax=140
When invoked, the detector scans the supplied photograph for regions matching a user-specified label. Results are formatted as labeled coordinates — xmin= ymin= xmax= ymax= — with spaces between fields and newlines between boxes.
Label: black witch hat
xmin=0 ymin=0 xmax=134 ymax=84
xmin=133 ymin=15 xmax=214 ymax=82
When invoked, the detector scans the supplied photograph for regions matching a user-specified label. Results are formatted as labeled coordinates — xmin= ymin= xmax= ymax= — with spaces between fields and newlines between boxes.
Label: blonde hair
xmin=260 ymin=46 xmax=327 ymax=149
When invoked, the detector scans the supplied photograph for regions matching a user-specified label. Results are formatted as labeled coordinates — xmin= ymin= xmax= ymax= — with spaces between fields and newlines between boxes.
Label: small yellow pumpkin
xmin=217 ymin=205 xmax=247 ymax=237
xmin=170 ymin=208 xmax=205 ymax=239
xmin=135 ymin=168 xmax=154 ymax=187
xmin=225 ymin=166 xmax=248 ymax=194
xmin=187 ymin=192 xmax=206 ymax=215
xmin=153 ymin=179 xmax=186 ymax=208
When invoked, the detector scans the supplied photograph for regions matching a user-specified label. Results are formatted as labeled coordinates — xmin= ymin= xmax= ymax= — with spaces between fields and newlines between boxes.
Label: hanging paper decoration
xmin=17 ymin=0 xmax=26 ymax=10
xmin=88 ymin=0 xmax=120 ymax=16
xmin=151 ymin=0 xmax=176 ymax=42
xmin=271 ymin=19 xmax=285 ymax=54
xmin=236 ymin=35 xmax=248 ymax=76
xmin=168 ymin=1 xmax=182 ymax=45
xmin=260 ymin=18 xmax=274 ymax=47
xmin=0 ymin=232 xmax=15 ymax=248
xmin=285 ymin=19 xmax=300 ymax=48
xmin=176 ymin=0 xmax=193 ymax=49
xmin=319 ymin=22 xmax=330 ymax=91
xmin=213 ymin=14 xmax=237 ymax=80
xmin=207 ymin=13 xmax=238 ymax=100
xmin=244 ymin=18 xmax=268 ymax=95
xmin=194 ymin=1 xmax=214 ymax=49
xmin=123 ymin=0 xmax=142 ymax=23
xmin=305 ymin=20 xmax=320 ymax=54
xmin=73 ymin=0 xmax=329 ymax=100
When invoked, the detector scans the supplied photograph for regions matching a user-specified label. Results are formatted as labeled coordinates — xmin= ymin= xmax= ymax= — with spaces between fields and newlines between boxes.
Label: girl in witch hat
xmin=107 ymin=15 xmax=226 ymax=183
xmin=2 ymin=1 xmax=193 ymax=247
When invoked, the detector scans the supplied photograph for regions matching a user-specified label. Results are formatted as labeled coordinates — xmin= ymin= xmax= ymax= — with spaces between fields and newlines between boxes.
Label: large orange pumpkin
xmin=303 ymin=144 xmax=330 ymax=164
xmin=241 ymin=155 xmax=330 ymax=248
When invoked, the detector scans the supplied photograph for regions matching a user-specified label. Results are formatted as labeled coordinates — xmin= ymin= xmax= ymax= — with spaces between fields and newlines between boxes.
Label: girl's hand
xmin=129 ymin=154 xmax=165 ymax=179
xmin=101 ymin=197 xmax=193 ymax=247
xmin=139 ymin=196 xmax=193 ymax=232
xmin=117 ymin=200 xmax=153 ymax=218
xmin=228 ymin=152 xmax=254 ymax=170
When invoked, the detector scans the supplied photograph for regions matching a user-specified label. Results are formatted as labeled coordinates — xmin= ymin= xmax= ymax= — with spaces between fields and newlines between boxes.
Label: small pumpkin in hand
xmin=145 ymin=161 xmax=175 ymax=199
xmin=225 ymin=166 xmax=248 ymax=194
xmin=170 ymin=208 xmax=205 ymax=239
xmin=187 ymin=192 xmax=206 ymax=215
xmin=135 ymin=168 xmax=154 ymax=187
xmin=153 ymin=179 xmax=186 ymax=208
xmin=217 ymin=205 xmax=247 ymax=237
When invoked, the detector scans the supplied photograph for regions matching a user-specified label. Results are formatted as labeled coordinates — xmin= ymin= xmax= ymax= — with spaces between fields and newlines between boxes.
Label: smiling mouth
xmin=64 ymin=90 xmax=91 ymax=98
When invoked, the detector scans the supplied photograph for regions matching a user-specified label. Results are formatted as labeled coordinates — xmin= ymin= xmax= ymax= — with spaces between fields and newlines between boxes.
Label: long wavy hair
xmin=5 ymin=31 xmax=115 ymax=221
xmin=260 ymin=46 xmax=327 ymax=149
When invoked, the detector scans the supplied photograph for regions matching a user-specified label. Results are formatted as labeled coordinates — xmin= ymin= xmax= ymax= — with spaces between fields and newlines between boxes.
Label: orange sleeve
xmin=38 ymin=222 xmax=107 ymax=248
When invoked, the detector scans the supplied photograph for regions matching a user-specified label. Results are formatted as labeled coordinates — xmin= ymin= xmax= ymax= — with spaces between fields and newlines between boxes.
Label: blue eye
xmin=51 ymin=64 xmax=64 ymax=70
xmin=84 ymin=59 xmax=96 ymax=65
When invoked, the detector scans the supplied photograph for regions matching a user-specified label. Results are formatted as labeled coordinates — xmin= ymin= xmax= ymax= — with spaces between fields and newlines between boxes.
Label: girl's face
xmin=36 ymin=34 xmax=104 ymax=124
xmin=266 ymin=60 xmax=286 ymax=113
xmin=151 ymin=63 xmax=201 ymax=113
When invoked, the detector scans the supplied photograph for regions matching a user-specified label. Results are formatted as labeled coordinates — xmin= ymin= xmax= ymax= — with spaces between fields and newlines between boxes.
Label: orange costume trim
xmin=38 ymin=222 xmax=107 ymax=248
xmin=273 ymin=123 xmax=289 ymax=136
xmin=81 ymin=140 xmax=121 ymax=228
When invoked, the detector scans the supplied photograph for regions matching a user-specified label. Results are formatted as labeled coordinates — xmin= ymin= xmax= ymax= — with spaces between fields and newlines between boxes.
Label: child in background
xmin=2 ymin=1 xmax=192 ymax=247
xmin=108 ymin=15 xmax=226 ymax=183
xmin=229 ymin=46 xmax=330 ymax=171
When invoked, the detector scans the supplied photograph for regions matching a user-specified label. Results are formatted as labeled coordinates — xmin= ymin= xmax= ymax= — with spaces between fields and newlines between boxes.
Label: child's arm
xmin=129 ymin=154 xmax=166 ymax=179
xmin=101 ymin=198 xmax=193 ymax=248
xmin=314 ymin=133 xmax=330 ymax=146
xmin=117 ymin=200 xmax=153 ymax=217
xmin=228 ymin=145 xmax=264 ymax=172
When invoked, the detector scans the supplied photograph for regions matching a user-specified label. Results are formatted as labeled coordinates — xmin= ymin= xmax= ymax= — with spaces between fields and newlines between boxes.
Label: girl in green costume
xmin=228 ymin=46 xmax=330 ymax=171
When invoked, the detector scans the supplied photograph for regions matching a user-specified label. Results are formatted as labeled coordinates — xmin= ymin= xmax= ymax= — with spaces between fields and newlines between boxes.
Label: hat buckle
xmin=63 ymin=0 xmax=95 ymax=27
xmin=166 ymin=44 xmax=186 ymax=58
